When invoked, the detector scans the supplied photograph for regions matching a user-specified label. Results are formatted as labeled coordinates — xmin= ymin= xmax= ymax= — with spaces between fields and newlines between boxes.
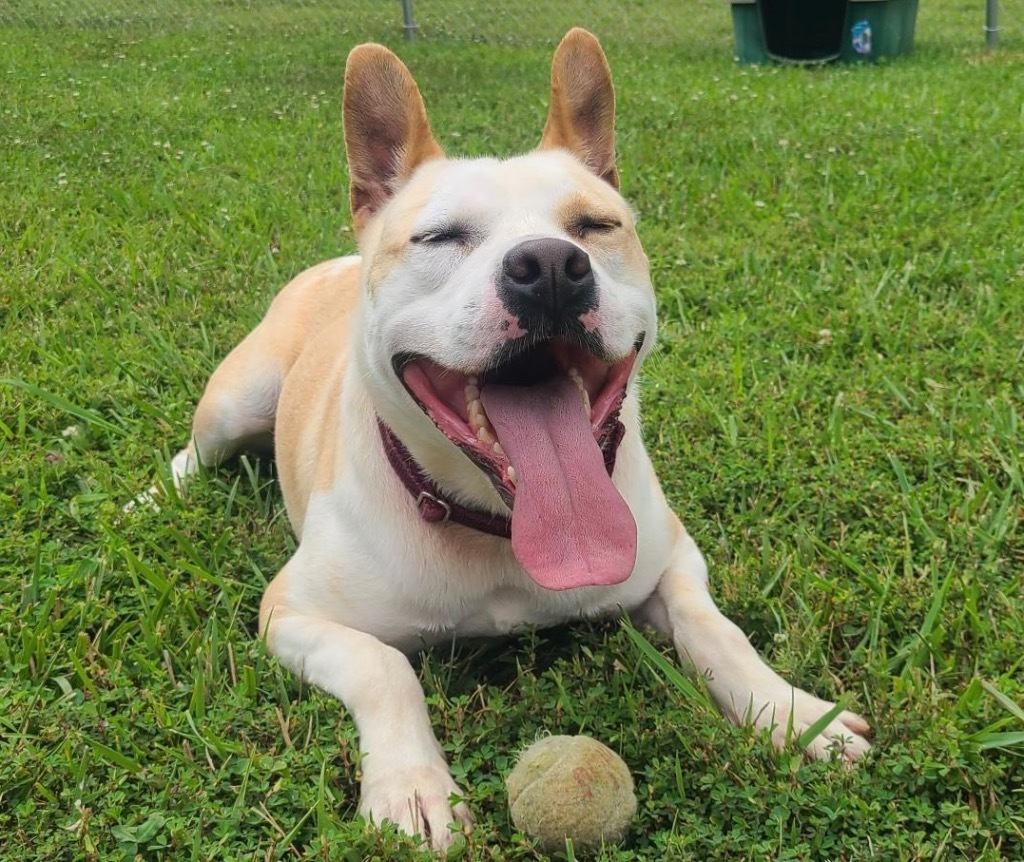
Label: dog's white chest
xmin=393 ymin=563 xmax=623 ymax=645
xmin=384 ymin=574 xmax=655 ymax=652
xmin=287 ymin=435 xmax=672 ymax=652
xmin=451 ymin=583 xmax=617 ymax=639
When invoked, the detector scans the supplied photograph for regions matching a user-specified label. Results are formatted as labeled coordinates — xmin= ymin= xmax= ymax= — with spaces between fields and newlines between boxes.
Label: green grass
xmin=2 ymin=1 xmax=1023 ymax=859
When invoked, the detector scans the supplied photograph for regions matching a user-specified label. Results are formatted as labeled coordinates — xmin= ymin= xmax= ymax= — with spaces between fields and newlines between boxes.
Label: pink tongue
xmin=480 ymin=376 xmax=637 ymax=591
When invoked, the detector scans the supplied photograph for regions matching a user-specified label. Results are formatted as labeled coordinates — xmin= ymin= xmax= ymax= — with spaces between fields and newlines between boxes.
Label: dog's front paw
xmin=747 ymin=682 xmax=871 ymax=763
xmin=360 ymin=760 xmax=474 ymax=852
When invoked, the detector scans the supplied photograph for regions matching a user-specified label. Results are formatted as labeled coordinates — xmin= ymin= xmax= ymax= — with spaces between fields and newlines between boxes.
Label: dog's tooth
xmin=465 ymin=383 xmax=480 ymax=402
xmin=477 ymin=426 xmax=494 ymax=444
xmin=467 ymin=375 xmax=478 ymax=386
xmin=493 ymin=441 xmax=504 ymax=456
xmin=471 ymin=404 xmax=493 ymax=430
xmin=506 ymin=465 xmax=517 ymax=487
xmin=565 ymin=366 xmax=591 ymax=416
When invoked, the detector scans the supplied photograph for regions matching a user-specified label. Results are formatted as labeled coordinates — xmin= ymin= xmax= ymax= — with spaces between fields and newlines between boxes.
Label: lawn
xmin=1 ymin=1 xmax=1023 ymax=859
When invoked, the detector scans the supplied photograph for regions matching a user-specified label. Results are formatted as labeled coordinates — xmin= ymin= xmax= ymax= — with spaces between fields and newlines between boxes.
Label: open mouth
xmin=394 ymin=335 xmax=643 ymax=591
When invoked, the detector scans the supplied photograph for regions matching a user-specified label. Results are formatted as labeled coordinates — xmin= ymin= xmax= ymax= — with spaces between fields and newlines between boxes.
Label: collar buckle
xmin=415 ymin=490 xmax=452 ymax=524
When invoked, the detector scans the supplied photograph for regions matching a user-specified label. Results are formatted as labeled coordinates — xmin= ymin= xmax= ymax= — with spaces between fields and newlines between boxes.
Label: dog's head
xmin=344 ymin=30 xmax=655 ymax=591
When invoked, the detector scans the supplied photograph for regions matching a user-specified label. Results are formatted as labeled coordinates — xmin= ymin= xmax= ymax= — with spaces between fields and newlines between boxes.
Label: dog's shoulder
xmin=265 ymin=255 xmax=363 ymax=528
xmin=262 ymin=255 xmax=362 ymax=353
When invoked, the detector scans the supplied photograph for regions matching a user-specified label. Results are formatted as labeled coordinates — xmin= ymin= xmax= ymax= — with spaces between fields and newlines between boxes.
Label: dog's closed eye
xmin=411 ymin=223 xmax=477 ymax=245
xmin=572 ymin=216 xmax=622 ymax=239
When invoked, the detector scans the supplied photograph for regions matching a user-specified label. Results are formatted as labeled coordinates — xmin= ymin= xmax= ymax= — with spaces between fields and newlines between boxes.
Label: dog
xmin=167 ymin=29 xmax=870 ymax=850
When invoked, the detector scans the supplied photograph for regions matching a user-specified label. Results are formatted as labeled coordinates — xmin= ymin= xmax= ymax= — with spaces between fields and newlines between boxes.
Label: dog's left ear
xmin=539 ymin=29 xmax=619 ymax=190
xmin=343 ymin=44 xmax=445 ymax=233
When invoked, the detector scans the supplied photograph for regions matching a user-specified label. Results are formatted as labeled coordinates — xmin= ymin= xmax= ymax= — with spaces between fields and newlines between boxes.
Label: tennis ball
xmin=506 ymin=734 xmax=637 ymax=854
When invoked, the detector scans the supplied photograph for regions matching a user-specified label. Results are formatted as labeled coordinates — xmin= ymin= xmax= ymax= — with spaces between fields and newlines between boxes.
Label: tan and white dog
xmin=169 ymin=30 xmax=869 ymax=850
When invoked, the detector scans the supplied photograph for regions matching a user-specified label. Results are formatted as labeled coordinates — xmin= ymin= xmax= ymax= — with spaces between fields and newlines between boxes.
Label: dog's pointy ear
xmin=343 ymin=44 xmax=444 ymax=233
xmin=539 ymin=29 xmax=618 ymax=190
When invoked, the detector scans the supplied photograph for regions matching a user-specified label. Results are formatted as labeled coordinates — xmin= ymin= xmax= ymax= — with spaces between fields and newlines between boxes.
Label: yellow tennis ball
xmin=506 ymin=734 xmax=637 ymax=854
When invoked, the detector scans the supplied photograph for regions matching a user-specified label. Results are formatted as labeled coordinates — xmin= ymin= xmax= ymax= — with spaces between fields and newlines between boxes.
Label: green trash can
xmin=726 ymin=0 xmax=919 ymax=64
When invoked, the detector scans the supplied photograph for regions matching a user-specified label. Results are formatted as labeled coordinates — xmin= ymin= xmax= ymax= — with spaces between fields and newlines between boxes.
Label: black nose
xmin=499 ymin=238 xmax=597 ymax=326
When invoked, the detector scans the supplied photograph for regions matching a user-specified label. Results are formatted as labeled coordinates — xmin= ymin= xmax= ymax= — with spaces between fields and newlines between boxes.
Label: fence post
xmin=401 ymin=0 xmax=417 ymax=41
xmin=985 ymin=0 xmax=999 ymax=47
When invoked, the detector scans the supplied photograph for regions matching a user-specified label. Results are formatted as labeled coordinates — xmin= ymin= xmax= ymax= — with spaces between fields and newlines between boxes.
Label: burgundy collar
xmin=378 ymin=420 xmax=513 ymax=538
xmin=377 ymin=417 xmax=627 ymax=539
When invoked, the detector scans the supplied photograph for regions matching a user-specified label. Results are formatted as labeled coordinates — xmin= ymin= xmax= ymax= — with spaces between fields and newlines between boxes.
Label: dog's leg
xmin=260 ymin=566 xmax=473 ymax=851
xmin=126 ymin=345 xmax=277 ymax=514
xmin=170 ymin=332 xmax=282 ymax=491
xmin=640 ymin=514 xmax=870 ymax=762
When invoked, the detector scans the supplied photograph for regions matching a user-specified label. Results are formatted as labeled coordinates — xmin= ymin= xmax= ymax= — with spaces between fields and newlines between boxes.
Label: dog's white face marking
xmin=362 ymin=150 xmax=654 ymax=378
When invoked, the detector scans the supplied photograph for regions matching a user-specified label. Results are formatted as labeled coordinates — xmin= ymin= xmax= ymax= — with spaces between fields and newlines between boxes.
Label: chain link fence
xmin=0 ymin=0 xmax=780 ymax=48
xmin=0 ymin=0 xmax=1018 ymax=52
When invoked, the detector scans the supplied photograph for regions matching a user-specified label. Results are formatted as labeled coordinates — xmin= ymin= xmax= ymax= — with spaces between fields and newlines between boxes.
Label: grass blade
xmin=621 ymin=619 xmax=714 ymax=712
xmin=796 ymin=699 xmax=847 ymax=751
xmin=1 ymin=378 xmax=127 ymax=437
xmin=980 ymin=680 xmax=1024 ymax=723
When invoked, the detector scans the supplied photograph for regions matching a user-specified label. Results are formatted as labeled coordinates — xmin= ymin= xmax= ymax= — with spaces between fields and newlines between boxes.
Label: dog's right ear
xmin=343 ymin=45 xmax=445 ymax=234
